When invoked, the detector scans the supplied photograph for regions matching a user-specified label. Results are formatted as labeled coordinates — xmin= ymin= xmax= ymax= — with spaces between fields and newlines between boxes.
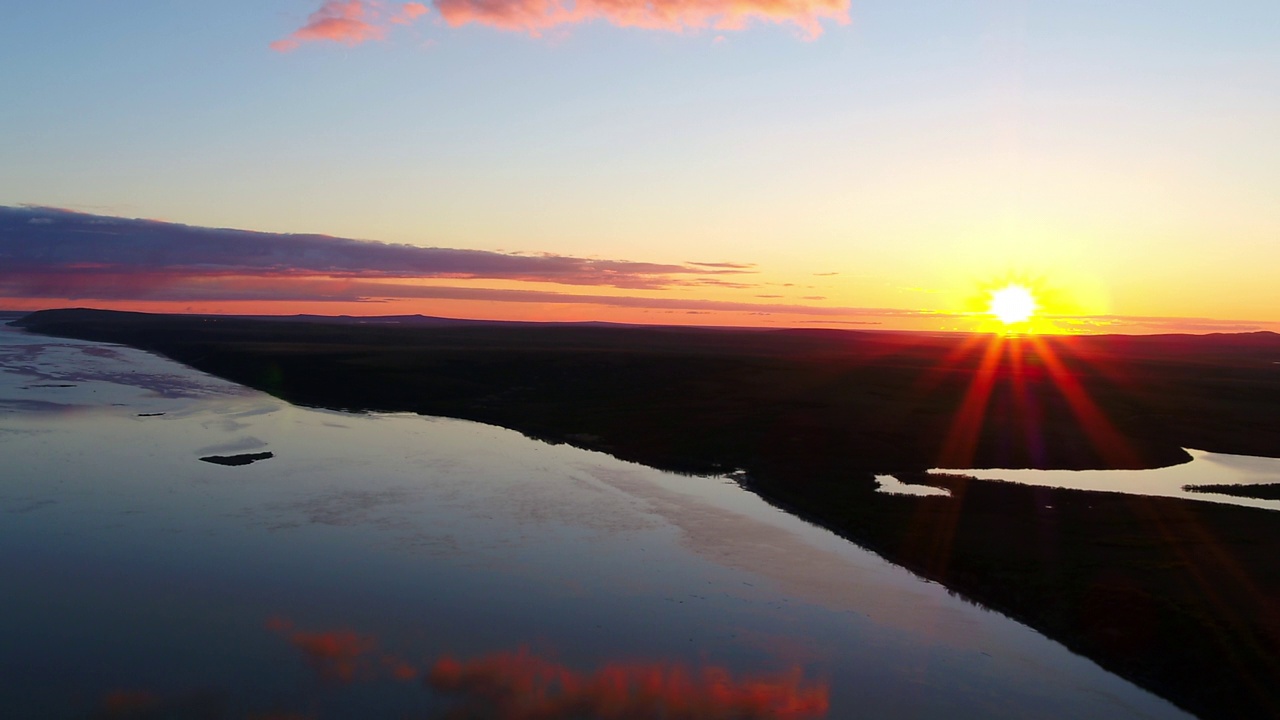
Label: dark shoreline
xmin=13 ymin=308 xmax=1280 ymax=719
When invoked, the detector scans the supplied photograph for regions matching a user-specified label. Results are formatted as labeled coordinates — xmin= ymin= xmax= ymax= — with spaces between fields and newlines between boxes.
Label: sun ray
xmin=1025 ymin=336 xmax=1139 ymax=467
xmin=937 ymin=335 xmax=1007 ymax=467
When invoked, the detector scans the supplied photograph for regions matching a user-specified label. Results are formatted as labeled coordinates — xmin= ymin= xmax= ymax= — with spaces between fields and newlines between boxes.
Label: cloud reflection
xmin=267 ymin=616 xmax=378 ymax=684
xmin=427 ymin=649 xmax=830 ymax=719
xmin=267 ymin=617 xmax=829 ymax=718
xmin=92 ymin=688 xmax=229 ymax=719
xmin=96 ymin=690 xmax=159 ymax=717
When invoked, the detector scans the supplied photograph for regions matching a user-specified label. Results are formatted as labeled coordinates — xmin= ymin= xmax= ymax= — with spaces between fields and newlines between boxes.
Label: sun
xmin=988 ymin=284 xmax=1038 ymax=325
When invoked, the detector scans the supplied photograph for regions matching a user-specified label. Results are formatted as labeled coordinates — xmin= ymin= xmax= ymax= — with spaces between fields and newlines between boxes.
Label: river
xmin=0 ymin=318 xmax=1193 ymax=719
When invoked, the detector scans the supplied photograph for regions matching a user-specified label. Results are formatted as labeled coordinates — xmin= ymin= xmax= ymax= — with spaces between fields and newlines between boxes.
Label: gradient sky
xmin=2 ymin=1 xmax=1278 ymax=332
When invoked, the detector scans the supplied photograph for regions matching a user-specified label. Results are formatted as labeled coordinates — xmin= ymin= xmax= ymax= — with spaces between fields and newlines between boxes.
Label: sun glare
xmin=988 ymin=284 xmax=1037 ymax=326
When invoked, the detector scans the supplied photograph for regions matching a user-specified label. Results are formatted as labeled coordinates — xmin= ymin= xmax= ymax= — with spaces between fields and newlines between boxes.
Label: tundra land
xmin=14 ymin=308 xmax=1280 ymax=720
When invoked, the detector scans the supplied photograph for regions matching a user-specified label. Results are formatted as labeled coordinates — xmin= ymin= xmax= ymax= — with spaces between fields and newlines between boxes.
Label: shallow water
xmin=875 ymin=475 xmax=952 ymax=497
xmin=936 ymin=450 xmax=1280 ymax=511
xmin=0 ymin=320 xmax=1194 ymax=719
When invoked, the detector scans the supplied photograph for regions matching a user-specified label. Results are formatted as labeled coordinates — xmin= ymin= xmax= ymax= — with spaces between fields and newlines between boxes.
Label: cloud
xmin=0 ymin=268 xmax=947 ymax=321
xmin=0 ymin=206 xmax=748 ymax=294
xmin=394 ymin=1 xmax=430 ymax=23
xmin=687 ymin=261 xmax=756 ymax=269
xmin=434 ymin=0 xmax=848 ymax=37
xmin=1048 ymin=314 xmax=1280 ymax=335
xmin=272 ymin=1 xmax=429 ymax=51
xmin=275 ymin=0 xmax=847 ymax=47
xmin=688 ymin=278 xmax=760 ymax=289
xmin=3 ymin=206 xmax=955 ymax=326
xmin=0 ymin=202 xmax=953 ymax=323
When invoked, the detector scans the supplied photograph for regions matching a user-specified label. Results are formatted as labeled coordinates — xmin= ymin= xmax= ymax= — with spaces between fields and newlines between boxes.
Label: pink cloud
xmin=272 ymin=1 xmax=429 ymax=51
xmin=274 ymin=0 xmax=846 ymax=48
xmin=394 ymin=2 xmax=430 ymax=23
xmin=434 ymin=0 xmax=849 ymax=37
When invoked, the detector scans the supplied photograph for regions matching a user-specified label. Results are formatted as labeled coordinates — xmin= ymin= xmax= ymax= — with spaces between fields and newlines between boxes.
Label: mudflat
xmin=14 ymin=307 xmax=1280 ymax=719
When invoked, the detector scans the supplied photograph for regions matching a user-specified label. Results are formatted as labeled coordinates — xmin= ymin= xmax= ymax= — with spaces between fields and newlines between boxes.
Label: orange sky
xmin=2 ymin=3 xmax=1278 ymax=335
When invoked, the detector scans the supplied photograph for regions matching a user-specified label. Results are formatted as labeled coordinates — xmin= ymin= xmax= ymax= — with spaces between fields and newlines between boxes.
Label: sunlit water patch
xmin=0 ymin=321 xmax=1193 ymax=719
xmin=874 ymin=475 xmax=952 ymax=497
xmin=936 ymin=450 xmax=1280 ymax=511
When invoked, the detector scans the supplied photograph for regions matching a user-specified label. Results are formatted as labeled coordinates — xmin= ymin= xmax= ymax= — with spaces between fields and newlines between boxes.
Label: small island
xmin=199 ymin=451 xmax=275 ymax=467
xmin=1186 ymin=482 xmax=1280 ymax=501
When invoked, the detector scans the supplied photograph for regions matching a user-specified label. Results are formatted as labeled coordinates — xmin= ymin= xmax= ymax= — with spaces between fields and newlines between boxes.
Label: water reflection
xmin=0 ymin=323 xmax=1193 ymax=719
xmin=874 ymin=476 xmax=951 ymax=497
xmin=267 ymin=617 xmax=830 ymax=719
xmin=93 ymin=689 xmax=230 ymax=719
xmin=269 ymin=618 xmax=380 ymax=685
xmin=427 ymin=651 xmax=829 ymax=720
xmin=938 ymin=448 xmax=1280 ymax=511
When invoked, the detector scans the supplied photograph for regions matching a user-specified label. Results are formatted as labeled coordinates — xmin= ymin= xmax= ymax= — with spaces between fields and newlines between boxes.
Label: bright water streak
xmin=940 ymin=451 xmax=1280 ymax=511
xmin=0 ymin=319 xmax=1193 ymax=719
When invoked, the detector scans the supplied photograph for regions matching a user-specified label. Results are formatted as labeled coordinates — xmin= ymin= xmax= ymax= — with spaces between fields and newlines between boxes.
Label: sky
xmin=1 ymin=1 xmax=1278 ymax=333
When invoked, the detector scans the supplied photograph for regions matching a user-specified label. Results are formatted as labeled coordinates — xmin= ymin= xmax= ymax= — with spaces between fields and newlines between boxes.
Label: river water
xmin=0 ymin=318 xmax=1193 ymax=719
xmin=938 ymin=451 xmax=1280 ymax=511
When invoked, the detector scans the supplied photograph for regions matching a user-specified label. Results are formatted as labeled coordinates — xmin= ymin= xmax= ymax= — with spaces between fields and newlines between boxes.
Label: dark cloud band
xmin=0 ymin=206 xmax=749 ymax=291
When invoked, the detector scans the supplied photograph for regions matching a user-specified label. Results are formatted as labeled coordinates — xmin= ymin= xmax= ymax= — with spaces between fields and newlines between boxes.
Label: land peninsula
xmin=13 ymin=308 xmax=1280 ymax=720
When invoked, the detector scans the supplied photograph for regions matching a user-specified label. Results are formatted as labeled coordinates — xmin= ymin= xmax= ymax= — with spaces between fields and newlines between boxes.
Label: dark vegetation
xmin=14 ymin=308 xmax=1280 ymax=720
xmin=1185 ymin=483 xmax=1280 ymax=501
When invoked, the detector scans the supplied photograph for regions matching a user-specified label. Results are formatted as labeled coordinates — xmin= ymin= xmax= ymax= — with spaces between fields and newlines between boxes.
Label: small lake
xmin=0 ymin=319 xmax=1194 ymax=719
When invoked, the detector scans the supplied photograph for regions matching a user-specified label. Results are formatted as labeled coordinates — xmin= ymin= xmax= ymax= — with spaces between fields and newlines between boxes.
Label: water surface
xmin=936 ymin=451 xmax=1280 ymax=511
xmin=0 ymin=321 xmax=1194 ymax=719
